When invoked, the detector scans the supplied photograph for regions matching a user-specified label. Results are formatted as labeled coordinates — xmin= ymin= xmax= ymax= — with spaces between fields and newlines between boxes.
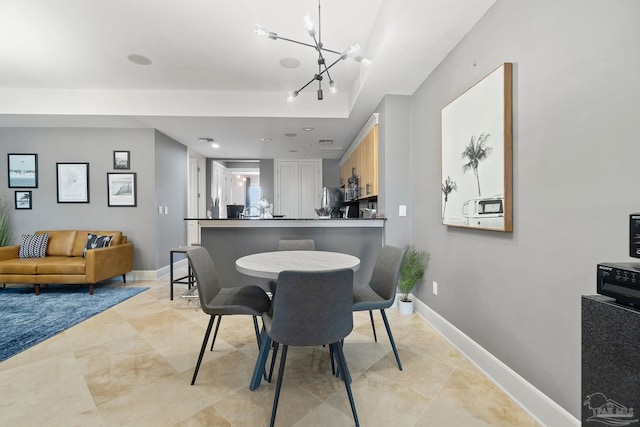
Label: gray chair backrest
xmin=268 ymin=269 xmax=353 ymax=346
xmin=277 ymin=239 xmax=316 ymax=251
xmin=186 ymin=247 xmax=222 ymax=313
xmin=369 ymin=245 xmax=405 ymax=301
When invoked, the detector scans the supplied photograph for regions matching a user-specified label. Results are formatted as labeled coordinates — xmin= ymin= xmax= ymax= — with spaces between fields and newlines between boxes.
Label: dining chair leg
xmin=250 ymin=328 xmax=272 ymax=390
xmin=209 ymin=315 xmax=223 ymax=351
xmin=268 ymin=342 xmax=280 ymax=383
xmin=380 ymin=309 xmax=402 ymax=371
xmin=270 ymin=344 xmax=288 ymax=427
xmin=192 ymin=315 xmax=215 ymax=385
xmin=368 ymin=310 xmax=378 ymax=342
xmin=253 ymin=316 xmax=261 ymax=349
xmin=331 ymin=342 xmax=359 ymax=427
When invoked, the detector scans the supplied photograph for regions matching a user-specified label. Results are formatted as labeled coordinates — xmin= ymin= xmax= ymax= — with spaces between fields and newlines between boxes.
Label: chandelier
xmin=255 ymin=0 xmax=370 ymax=101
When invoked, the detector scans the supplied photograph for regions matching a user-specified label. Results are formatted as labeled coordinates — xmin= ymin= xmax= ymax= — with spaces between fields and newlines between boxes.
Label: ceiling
xmin=0 ymin=0 xmax=495 ymax=159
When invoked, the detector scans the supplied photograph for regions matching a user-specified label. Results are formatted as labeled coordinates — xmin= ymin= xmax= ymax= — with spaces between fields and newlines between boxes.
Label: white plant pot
xmin=399 ymin=299 xmax=414 ymax=315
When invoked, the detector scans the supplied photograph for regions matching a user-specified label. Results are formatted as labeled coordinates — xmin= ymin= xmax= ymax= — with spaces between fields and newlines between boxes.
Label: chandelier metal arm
xmin=293 ymin=55 xmax=342 ymax=94
xmin=272 ymin=34 xmax=342 ymax=56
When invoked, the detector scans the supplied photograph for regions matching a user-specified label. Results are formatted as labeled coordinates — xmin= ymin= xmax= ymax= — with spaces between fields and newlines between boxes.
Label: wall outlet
xmin=399 ymin=205 xmax=407 ymax=217
xmin=433 ymin=281 xmax=438 ymax=295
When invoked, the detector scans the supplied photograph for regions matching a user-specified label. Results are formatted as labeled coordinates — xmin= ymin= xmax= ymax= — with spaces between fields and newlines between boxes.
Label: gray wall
xmin=154 ymin=130 xmax=188 ymax=268
xmin=376 ymin=95 xmax=413 ymax=247
xmin=409 ymin=0 xmax=640 ymax=417
xmin=0 ymin=127 xmax=186 ymax=272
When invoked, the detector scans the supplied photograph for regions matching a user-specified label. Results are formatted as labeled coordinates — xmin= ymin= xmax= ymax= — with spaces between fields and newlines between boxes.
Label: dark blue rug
xmin=0 ymin=285 xmax=148 ymax=362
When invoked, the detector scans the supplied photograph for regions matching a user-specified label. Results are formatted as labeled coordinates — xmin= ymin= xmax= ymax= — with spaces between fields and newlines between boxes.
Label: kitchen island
xmin=187 ymin=218 xmax=385 ymax=288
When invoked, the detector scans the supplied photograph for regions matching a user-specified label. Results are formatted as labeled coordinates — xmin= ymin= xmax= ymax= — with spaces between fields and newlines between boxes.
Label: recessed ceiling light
xmin=279 ymin=57 xmax=301 ymax=69
xmin=260 ymin=137 xmax=272 ymax=142
xmin=127 ymin=54 xmax=152 ymax=66
xmin=302 ymin=127 xmax=314 ymax=131
xmin=284 ymin=133 xmax=297 ymax=137
xmin=211 ymin=143 xmax=220 ymax=149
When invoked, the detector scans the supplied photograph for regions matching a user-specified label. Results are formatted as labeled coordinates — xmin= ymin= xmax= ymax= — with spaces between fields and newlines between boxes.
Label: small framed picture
xmin=15 ymin=191 xmax=32 ymax=209
xmin=57 ymin=162 xmax=90 ymax=203
xmin=8 ymin=153 xmax=38 ymax=188
xmin=113 ymin=151 xmax=130 ymax=170
xmin=107 ymin=172 xmax=137 ymax=207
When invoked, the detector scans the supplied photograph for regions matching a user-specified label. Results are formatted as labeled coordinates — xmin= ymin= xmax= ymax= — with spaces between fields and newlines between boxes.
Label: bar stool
xmin=170 ymin=246 xmax=198 ymax=300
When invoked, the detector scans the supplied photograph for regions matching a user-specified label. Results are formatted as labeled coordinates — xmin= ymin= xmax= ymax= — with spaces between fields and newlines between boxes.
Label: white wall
xmin=409 ymin=0 xmax=640 ymax=418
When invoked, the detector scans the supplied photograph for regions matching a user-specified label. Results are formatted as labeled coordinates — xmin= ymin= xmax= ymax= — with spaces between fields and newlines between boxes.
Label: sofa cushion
xmin=0 ymin=258 xmax=48 ymax=274
xmin=71 ymin=231 xmax=122 ymax=257
xmin=35 ymin=257 xmax=86 ymax=275
xmin=36 ymin=230 xmax=77 ymax=257
xmin=18 ymin=234 xmax=49 ymax=258
xmin=83 ymin=233 xmax=113 ymax=257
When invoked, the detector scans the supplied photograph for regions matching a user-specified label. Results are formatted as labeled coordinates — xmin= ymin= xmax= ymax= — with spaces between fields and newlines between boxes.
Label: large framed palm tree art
xmin=441 ymin=63 xmax=513 ymax=232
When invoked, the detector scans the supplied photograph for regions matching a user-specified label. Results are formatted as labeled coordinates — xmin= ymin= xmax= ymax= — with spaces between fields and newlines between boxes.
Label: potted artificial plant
xmin=398 ymin=244 xmax=430 ymax=314
xmin=212 ymin=197 xmax=220 ymax=219
xmin=0 ymin=199 xmax=11 ymax=246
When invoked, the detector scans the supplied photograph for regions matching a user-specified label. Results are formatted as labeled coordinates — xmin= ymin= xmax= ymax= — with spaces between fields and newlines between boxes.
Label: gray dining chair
xmin=352 ymin=245 xmax=405 ymax=371
xmin=186 ymin=247 xmax=271 ymax=385
xmin=268 ymin=239 xmax=316 ymax=296
xmin=255 ymin=268 xmax=359 ymax=427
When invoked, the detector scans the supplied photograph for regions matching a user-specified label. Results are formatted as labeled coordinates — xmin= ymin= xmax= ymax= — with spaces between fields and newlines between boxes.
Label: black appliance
xmin=597 ymin=262 xmax=640 ymax=308
xmin=227 ymin=205 xmax=244 ymax=219
xmin=630 ymin=213 xmax=640 ymax=258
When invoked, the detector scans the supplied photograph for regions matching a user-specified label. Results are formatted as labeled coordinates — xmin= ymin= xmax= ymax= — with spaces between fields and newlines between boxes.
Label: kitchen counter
xmin=186 ymin=217 xmax=385 ymax=288
xmin=186 ymin=218 xmax=385 ymax=228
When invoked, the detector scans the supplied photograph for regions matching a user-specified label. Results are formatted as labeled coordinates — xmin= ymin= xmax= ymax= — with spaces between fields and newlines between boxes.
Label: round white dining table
xmin=236 ymin=250 xmax=360 ymax=280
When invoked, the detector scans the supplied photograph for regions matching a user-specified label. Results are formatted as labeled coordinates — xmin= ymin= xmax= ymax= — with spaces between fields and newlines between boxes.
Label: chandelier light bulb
xmin=345 ymin=43 xmax=360 ymax=57
xmin=355 ymin=55 xmax=372 ymax=65
xmin=329 ymin=80 xmax=337 ymax=93
xmin=304 ymin=14 xmax=315 ymax=37
xmin=287 ymin=91 xmax=299 ymax=102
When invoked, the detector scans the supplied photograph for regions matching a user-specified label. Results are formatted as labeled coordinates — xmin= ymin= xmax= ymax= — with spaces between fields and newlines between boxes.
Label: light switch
xmin=164 ymin=206 xmax=169 ymax=215
xmin=158 ymin=206 xmax=163 ymax=214
xmin=399 ymin=205 xmax=407 ymax=217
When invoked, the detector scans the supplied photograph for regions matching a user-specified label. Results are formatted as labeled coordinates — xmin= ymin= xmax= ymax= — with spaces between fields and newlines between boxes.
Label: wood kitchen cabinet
xmin=359 ymin=125 xmax=378 ymax=198
xmin=339 ymin=123 xmax=378 ymax=199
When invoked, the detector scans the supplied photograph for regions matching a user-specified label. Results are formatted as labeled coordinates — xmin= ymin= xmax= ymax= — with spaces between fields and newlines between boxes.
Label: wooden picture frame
xmin=15 ymin=191 xmax=32 ymax=209
xmin=113 ymin=150 xmax=130 ymax=170
xmin=56 ymin=162 xmax=90 ymax=203
xmin=441 ymin=63 xmax=513 ymax=232
xmin=107 ymin=172 xmax=137 ymax=207
xmin=8 ymin=153 xmax=38 ymax=188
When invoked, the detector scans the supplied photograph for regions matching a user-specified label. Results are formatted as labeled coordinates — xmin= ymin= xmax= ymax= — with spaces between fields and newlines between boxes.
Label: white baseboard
xmin=407 ymin=295 xmax=580 ymax=427
xmin=128 ymin=258 xmax=188 ymax=281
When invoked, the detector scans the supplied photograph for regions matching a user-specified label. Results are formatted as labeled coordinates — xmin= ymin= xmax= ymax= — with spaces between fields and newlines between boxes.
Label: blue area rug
xmin=0 ymin=285 xmax=148 ymax=362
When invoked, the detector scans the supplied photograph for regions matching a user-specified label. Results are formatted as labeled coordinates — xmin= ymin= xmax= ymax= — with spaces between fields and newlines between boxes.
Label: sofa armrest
xmin=84 ymin=243 xmax=134 ymax=283
xmin=0 ymin=245 xmax=20 ymax=261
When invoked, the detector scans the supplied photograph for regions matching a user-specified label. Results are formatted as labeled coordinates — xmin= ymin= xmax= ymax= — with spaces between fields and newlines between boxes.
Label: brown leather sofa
xmin=0 ymin=230 xmax=134 ymax=295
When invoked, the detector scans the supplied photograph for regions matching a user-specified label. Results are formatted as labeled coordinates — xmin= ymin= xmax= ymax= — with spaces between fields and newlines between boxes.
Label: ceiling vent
xmin=198 ymin=137 xmax=215 ymax=143
xmin=318 ymin=139 xmax=334 ymax=146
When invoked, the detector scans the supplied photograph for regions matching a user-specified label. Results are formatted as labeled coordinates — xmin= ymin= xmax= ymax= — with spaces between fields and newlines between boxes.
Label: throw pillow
xmin=83 ymin=233 xmax=113 ymax=257
xmin=18 ymin=233 xmax=50 ymax=258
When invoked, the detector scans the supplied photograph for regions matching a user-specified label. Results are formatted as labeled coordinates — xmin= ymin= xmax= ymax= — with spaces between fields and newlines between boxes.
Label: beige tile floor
xmin=0 ymin=276 xmax=542 ymax=427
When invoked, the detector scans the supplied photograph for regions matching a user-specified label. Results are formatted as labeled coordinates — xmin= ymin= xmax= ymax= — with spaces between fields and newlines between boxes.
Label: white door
xmin=298 ymin=161 xmax=321 ymax=218
xmin=276 ymin=161 xmax=298 ymax=218
xmin=275 ymin=159 xmax=322 ymax=218
xmin=188 ymin=156 xmax=201 ymax=245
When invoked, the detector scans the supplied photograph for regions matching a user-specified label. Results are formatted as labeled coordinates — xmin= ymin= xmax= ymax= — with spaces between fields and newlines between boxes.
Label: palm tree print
xmin=441 ymin=176 xmax=457 ymax=220
xmin=461 ymin=133 xmax=492 ymax=196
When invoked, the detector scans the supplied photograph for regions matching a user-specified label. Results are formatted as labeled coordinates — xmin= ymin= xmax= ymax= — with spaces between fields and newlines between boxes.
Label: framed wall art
xmin=56 ymin=162 xmax=90 ymax=203
xmin=107 ymin=172 xmax=137 ymax=207
xmin=15 ymin=191 xmax=32 ymax=209
xmin=8 ymin=153 xmax=38 ymax=188
xmin=113 ymin=150 xmax=130 ymax=170
xmin=441 ymin=62 xmax=513 ymax=232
